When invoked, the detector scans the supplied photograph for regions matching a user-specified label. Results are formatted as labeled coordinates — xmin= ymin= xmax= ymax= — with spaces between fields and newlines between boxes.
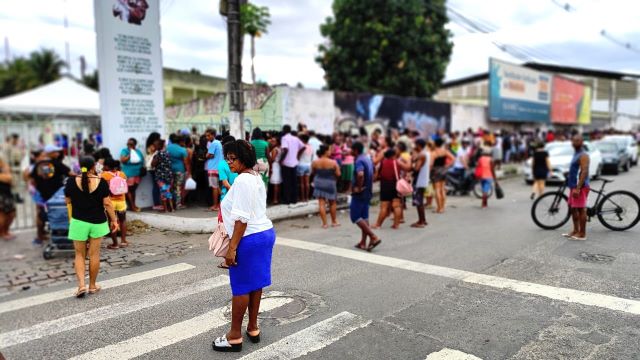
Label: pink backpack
xmin=108 ymin=171 xmax=129 ymax=195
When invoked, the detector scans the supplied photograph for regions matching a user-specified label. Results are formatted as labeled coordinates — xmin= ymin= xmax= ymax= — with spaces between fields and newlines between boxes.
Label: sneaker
xmin=32 ymin=238 xmax=44 ymax=246
xmin=152 ymin=205 xmax=165 ymax=211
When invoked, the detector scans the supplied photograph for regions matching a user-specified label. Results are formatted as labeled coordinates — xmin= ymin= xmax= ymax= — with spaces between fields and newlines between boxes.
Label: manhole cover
xmin=578 ymin=252 xmax=615 ymax=263
xmin=223 ymin=289 xmax=326 ymax=326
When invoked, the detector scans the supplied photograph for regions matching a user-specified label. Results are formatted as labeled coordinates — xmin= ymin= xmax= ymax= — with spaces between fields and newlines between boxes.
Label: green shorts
xmin=68 ymin=218 xmax=109 ymax=241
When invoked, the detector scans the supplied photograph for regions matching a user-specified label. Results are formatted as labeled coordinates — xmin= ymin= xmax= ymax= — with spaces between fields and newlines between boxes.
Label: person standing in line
xmin=250 ymin=128 xmax=270 ymax=188
xmin=30 ymin=145 xmax=73 ymax=245
xmin=218 ymin=136 xmax=238 ymax=201
xmin=167 ymin=133 xmax=189 ymax=210
xmin=101 ymin=158 xmax=129 ymax=249
xmin=340 ymin=138 xmax=354 ymax=193
xmin=411 ymin=139 xmax=430 ymax=228
xmin=65 ymin=157 xmax=118 ymax=297
xmin=297 ymin=134 xmax=313 ymax=204
xmin=311 ymin=145 xmax=341 ymax=228
xmin=475 ymin=145 xmax=498 ymax=209
xmin=430 ymin=138 xmax=455 ymax=214
xmin=307 ymin=130 xmax=323 ymax=158
xmin=530 ymin=142 xmax=551 ymax=199
xmin=268 ymin=136 xmax=282 ymax=205
xmin=279 ymin=125 xmax=305 ymax=207
xmin=0 ymin=155 xmax=16 ymax=241
xmin=151 ymin=139 xmax=174 ymax=212
xmin=351 ymin=142 xmax=381 ymax=251
xmin=451 ymin=139 xmax=469 ymax=182
xmin=120 ymin=138 xmax=144 ymax=212
xmin=145 ymin=132 xmax=162 ymax=210
xmin=563 ymin=135 xmax=590 ymax=241
xmin=212 ymin=140 xmax=275 ymax=353
xmin=205 ymin=129 xmax=223 ymax=212
xmin=372 ymin=148 xmax=410 ymax=229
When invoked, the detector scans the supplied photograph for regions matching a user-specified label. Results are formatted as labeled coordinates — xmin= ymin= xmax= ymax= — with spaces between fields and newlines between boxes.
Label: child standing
xmin=101 ymin=158 xmax=129 ymax=249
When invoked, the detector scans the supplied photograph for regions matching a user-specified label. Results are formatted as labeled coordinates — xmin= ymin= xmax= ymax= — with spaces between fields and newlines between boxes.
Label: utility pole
xmin=226 ymin=0 xmax=245 ymax=140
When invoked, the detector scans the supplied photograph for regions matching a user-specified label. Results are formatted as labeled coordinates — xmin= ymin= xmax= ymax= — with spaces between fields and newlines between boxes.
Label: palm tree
xmin=240 ymin=3 xmax=271 ymax=90
xmin=28 ymin=48 xmax=66 ymax=84
xmin=0 ymin=58 xmax=38 ymax=97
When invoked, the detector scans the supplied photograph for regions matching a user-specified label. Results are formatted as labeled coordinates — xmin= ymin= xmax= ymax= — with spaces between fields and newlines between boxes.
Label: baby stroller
xmin=43 ymin=187 xmax=74 ymax=260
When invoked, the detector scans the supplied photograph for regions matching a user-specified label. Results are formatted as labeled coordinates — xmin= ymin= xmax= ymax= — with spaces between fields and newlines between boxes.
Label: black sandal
xmin=367 ymin=239 xmax=382 ymax=252
xmin=217 ymin=261 xmax=229 ymax=269
xmin=212 ymin=335 xmax=242 ymax=352
xmin=246 ymin=330 xmax=261 ymax=344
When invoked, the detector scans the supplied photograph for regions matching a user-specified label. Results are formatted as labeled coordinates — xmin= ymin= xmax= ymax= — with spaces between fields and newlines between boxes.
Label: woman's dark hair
xmin=396 ymin=141 xmax=407 ymax=152
xmin=251 ymin=127 xmax=263 ymax=140
xmin=300 ymin=134 xmax=309 ymax=143
xmin=317 ymin=144 xmax=329 ymax=158
xmin=199 ymin=134 xmax=208 ymax=148
xmin=223 ymin=140 xmax=256 ymax=169
xmin=146 ymin=132 xmax=161 ymax=149
xmin=435 ymin=138 xmax=445 ymax=147
xmin=384 ymin=149 xmax=396 ymax=158
xmin=128 ymin=138 xmax=137 ymax=146
xmin=352 ymin=141 xmax=364 ymax=155
xmin=169 ymin=133 xmax=179 ymax=144
xmin=79 ymin=156 xmax=95 ymax=195
xmin=222 ymin=135 xmax=236 ymax=146
xmin=104 ymin=158 xmax=120 ymax=170
xmin=93 ymin=148 xmax=112 ymax=161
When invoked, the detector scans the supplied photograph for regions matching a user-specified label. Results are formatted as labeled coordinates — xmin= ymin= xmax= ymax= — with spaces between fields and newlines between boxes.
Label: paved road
xmin=1 ymin=167 xmax=639 ymax=359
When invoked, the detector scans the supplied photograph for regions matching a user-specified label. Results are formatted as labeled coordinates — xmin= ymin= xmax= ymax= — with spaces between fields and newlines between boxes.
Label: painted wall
xmin=282 ymin=87 xmax=335 ymax=135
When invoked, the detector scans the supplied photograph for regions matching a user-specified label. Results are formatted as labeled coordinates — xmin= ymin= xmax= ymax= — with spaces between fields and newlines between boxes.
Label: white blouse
xmin=220 ymin=172 xmax=273 ymax=237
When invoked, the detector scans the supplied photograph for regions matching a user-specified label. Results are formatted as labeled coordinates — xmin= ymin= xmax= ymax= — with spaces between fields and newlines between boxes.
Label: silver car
xmin=524 ymin=141 xmax=603 ymax=184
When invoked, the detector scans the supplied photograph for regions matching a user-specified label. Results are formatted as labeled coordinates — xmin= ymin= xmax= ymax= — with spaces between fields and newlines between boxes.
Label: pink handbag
xmin=208 ymin=218 xmax=230 ymax=258
xmin=393 ymin=160 xmax=413 ymax=197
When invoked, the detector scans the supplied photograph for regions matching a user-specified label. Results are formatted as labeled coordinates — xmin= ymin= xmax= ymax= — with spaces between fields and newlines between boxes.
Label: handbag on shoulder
xmin=393 ymin=160 xmax=413 ymax=197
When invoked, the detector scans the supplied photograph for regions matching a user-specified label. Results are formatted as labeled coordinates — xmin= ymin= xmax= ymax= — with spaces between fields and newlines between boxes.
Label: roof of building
xmin=441 ymin=61 xmax=640 ymax=89
xmin=0 ymin=77 xmax=100 ymax=116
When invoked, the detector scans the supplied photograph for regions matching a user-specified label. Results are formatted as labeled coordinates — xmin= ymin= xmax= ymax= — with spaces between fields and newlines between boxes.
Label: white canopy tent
xmin=0 ymin=77 xmax=100 ymax=116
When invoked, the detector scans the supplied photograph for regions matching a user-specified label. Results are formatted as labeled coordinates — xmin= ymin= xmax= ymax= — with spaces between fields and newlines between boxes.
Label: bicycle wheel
xmin=473 ymin=181 xmax=493 ymax=199
xmin=597 ymin=190 xmax=640 ymax=231
xmin=531 ymin=192 xmax=571 ymax=230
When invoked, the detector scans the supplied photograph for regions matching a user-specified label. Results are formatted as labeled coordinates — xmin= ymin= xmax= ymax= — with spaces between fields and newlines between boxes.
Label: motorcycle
xmin=445 ymin=168 xmax=492 ymax=199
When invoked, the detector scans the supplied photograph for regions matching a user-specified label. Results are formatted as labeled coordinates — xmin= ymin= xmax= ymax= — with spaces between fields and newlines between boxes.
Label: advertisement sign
xmin=489 ymin=58 xmax=551 ymax=122
xmin=578 ymin=86 xmax=592 ymax=125
xmin=550 ymin=76 xmax=591 ymax=125
xmin=94 ymin=0 xmax=165 ymax=153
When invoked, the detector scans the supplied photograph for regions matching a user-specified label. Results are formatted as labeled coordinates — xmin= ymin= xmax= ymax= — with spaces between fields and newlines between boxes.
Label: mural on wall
xmin=334 ymin=91 xmax=451 ymax=138
xmin=282 ymin=87 xmax=335 ymax=135
xmin=164 ymin=86 xmax=281 ymax=134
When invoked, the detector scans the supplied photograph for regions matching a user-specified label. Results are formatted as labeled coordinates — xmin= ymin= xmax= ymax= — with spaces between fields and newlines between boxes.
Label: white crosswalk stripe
xmin=68 ymin=296 xmax=295 ymax=360
xmin=0 ymin=262 xmax=195 ymax=315
xmin=425 ymin=348 xmax=483 ymax=360
xmin=0 ymin=275 xmax=229 ymax=349
xmin=239 ymin=311 xmax=371 ymax=360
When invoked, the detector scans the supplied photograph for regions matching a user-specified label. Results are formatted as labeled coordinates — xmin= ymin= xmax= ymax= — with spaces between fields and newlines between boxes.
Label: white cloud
xmin=0 ymin=0 xmax=638 ymax=92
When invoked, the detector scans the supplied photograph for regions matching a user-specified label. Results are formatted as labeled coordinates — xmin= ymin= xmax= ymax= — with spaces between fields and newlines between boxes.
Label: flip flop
xmin=570 ymin=236 xmax=587 ymax=241
xmin=119 ymin=242 xmax=130 ymax=248
xmin=88 ymin=285 xmax=101 ymax=294
xmin=75 ymin=287 xmax=87 ymax=298
xmin=106 ymin=244 xmax=119 ymax=250
xmin=331 ymin=223 xmax=341 ymax=227
xmin=354 ymin=243 xmax=367 ymax=250
xmin=367 ymin=239 xmax=382 ymax=252
xmin=561 ymin=233 xmax=575 ymax=238
xmin=410 ymin=223 xmax=426 ymax=228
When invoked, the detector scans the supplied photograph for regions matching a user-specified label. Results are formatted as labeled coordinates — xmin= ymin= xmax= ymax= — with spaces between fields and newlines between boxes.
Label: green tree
xmin=317 ymin=0 xmax=453 ymax=98
xmin=82 ymin=69 xmax=99 ymax=91
xmin=28 ymin=48 xmax=66 ymax=84
xmin=240 ymin=2 xmax=271 ymax=89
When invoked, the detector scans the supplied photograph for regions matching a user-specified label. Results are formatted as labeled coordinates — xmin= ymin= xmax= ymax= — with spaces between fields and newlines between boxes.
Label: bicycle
xmin=531 ymin=177 xmax=640 ymax=231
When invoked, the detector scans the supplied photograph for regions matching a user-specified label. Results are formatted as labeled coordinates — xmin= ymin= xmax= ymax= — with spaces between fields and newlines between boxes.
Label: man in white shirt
xmin=279 ymin=125 xmax=305 ymax=206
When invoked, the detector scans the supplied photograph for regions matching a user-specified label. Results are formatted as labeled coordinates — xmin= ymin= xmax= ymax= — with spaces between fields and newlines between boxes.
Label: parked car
xmin=594 ymin=140 xmax=630 ymax=175
xmin=524 ymin=141 xmax=602 ymax=184
xmin=603 ymin=135 xmax=638 ymax=166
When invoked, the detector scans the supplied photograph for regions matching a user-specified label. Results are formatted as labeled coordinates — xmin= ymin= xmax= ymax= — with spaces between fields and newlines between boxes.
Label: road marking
xmin=425 ymin=348 xmax=483 ymax=360
xmin=0 ymin=263 xmax=195 ymax=315
xmin=68 ymin=296 xmax=294 ymax=360
xmin=0 ymin=275 xmax=229 ymax=349
xmin=277 ymin=237 xmax=640 ymax=315
xmin=239 ymin=311 xmax=370 ymax=360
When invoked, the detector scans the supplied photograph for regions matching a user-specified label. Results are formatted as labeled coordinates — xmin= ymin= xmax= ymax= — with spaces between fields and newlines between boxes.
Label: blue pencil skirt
xmin=229 ymin=227 xmax=276 ymax=296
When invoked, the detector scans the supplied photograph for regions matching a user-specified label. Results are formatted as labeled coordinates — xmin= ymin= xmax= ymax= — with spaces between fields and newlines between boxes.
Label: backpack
xmin=108 ymin=171 xmax=128 ymax=195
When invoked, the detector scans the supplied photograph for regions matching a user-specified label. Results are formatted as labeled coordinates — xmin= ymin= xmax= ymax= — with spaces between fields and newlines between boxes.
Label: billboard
xmin=489 ymin=58 xmax=551 ymax=122
xmin=94 ymin=0 xmax=165 ymax=153
xmin=550 ymin=76 xmax=592 ymax=125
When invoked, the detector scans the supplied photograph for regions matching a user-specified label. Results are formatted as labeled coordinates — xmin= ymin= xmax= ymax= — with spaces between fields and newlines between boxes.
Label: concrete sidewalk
xmin=129 ymin=164 xmax=523 ymax=234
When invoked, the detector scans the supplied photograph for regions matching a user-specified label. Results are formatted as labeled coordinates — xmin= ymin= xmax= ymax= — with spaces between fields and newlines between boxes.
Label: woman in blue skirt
xmin=213 ymin=140 xmax=276 ymax=353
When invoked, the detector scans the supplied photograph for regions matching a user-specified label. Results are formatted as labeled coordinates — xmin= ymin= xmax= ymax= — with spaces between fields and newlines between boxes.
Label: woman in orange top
xmin=101 ymin=158 xmax=129 ymax=249
xmin=475 ymin=144 xmax=498 ymax=208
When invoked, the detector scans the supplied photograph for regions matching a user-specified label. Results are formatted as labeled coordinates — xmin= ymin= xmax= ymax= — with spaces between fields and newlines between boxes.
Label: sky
xmin=0 ymin=0 xmax=639 ymax=90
